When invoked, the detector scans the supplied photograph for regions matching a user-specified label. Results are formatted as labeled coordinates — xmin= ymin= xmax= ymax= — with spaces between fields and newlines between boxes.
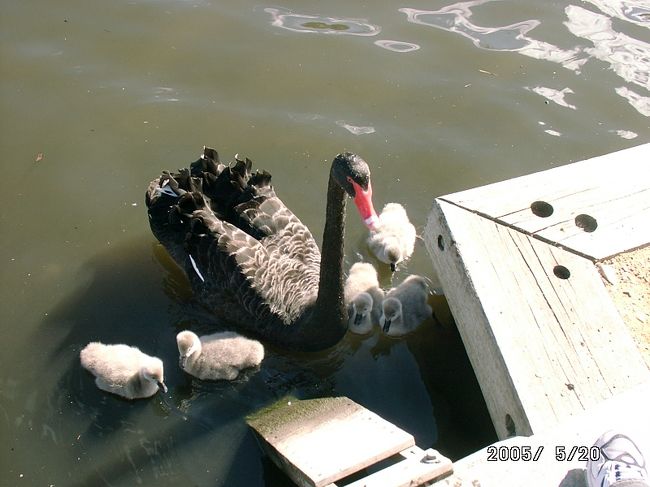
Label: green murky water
xmin=1 ymin=0 xmax=648 ymax=485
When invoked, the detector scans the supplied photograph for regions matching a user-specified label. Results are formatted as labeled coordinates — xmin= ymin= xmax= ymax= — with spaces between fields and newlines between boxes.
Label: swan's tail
xmin=146 ymin=147 xmax=278 ymax=250
xmin=146 ymin=147 xmax=280 ymax=265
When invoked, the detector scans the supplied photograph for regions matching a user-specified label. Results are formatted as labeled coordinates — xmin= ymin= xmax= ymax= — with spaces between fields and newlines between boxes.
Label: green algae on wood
xmin=247 ymin=396 xmax=359 ymax=441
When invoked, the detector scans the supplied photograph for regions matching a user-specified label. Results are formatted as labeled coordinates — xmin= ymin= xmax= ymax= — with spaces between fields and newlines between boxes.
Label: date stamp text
xmin=486 ymin=445 xmax=601 ymax=462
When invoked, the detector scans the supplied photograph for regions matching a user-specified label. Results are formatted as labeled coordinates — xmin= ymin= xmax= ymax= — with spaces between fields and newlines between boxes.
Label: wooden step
xmin=247 ymin=397 xmax=452 ymax=487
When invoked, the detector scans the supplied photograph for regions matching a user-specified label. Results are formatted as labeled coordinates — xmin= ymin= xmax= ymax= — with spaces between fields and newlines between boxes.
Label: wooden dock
xmin=246 ymin=145 xmax=648 ymax=487
xmin=247 ymin=397 xmax=453 ymax=487
xmin=423 ymin=143 xmax=650 ymax=440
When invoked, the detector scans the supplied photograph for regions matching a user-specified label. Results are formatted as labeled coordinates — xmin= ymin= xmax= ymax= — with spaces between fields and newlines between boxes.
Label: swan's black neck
xmin=312 ymin=172 xmax=348 ymax=344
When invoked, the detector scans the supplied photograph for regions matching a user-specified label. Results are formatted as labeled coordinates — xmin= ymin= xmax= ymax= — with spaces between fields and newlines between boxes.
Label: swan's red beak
xmin=350 ymin=179 xmax=378 ymax=230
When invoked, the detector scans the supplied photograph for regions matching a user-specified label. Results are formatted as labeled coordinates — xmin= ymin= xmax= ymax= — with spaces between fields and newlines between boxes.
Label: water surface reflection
xmin=2 ymin=0 xmax=648 ymax=485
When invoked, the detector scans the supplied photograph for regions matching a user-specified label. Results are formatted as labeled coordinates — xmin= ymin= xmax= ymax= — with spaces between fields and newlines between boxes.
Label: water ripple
xmin=399 ymin=1 xmax=587 ymax=71
xmin=335 ymin=120 xmax=376 ymax=135
xmin=265 ymin=8 xmax=380 ymax=36
xmin=374 ymin=40 xmax=421 ymax=53
xmin=615 ymin=86 xmax=650 ymax=116
xmin=565 ymin=6 xmax=650 ymax=91
xmin=582 ymin=0 xmax=650 ymax=29
xmin=611 ymin=129 xmax=638 ymax=139
xmin=527 ymin=86 xmax=577 ymax=109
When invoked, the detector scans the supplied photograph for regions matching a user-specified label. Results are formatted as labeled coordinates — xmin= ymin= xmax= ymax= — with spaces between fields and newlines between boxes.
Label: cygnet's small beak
xmin=157 ymin=381 xmax=168 ymax=393
xmin=383 ymin=319 xmax=392 ymax=333
xmin=390 ymin=263 xmax=396 ymax=272
xmin=354 ymin=313 xmax=363 ymax=325
xmin=179 ymin=356 xmax=187 ymax=369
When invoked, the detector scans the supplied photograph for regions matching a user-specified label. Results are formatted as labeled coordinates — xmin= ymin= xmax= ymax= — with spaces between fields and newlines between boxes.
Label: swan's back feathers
xmin=200 ymin=331 xmax=265 ymax=369
xmin=179 ymin=330 xmax=264 ymax=381
xmin=146 ymin=148 xmax=322 ymax=330
xmin=80 ymin=342 xmax=149 ymax=383
xmin=80 ymin=342 xmax=164 ymax=399
xmin=186 ymin=206 xmax=319 ymax=326
xmin=384 ymin=275 xmax=432 ymax=330
xmin=344 ymin=262 xmax=380 ymax=301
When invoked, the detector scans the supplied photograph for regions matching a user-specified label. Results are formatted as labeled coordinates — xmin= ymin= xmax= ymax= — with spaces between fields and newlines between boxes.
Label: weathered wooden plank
xmin=247 ymin=397 xmax=415 ymax=487
xmin=439 ymin=143 xmax=650 ymax=260
xmin=424 ymin=199 xmax=650 ymax=439
xmin=331 ymin=447 xmax=452 ymax=487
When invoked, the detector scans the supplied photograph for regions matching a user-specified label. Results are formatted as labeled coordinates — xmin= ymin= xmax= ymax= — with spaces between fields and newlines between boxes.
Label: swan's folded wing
xmin=185 ymin=209 xmax=318 ymax=325
xmin=238 ymin=196 xmax=322 ymax=268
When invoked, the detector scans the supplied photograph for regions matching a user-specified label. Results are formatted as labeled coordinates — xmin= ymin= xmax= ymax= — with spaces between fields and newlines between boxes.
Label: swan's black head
xmin=332 ymin=152 xmax=378 ymax=229
xmin=332 ymin=152 xmax=370 ymax=195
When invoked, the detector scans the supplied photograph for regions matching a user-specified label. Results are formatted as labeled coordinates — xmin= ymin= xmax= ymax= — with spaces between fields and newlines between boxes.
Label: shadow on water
xmin=20 ymin=238 xmax=352 ymax=486
xmin=19 ymin=236 xmax=495 ymax=486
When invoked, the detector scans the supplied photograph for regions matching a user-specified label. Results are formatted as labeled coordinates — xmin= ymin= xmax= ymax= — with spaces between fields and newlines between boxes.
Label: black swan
xmin=145 ymin=147 xmax=378 ymax=351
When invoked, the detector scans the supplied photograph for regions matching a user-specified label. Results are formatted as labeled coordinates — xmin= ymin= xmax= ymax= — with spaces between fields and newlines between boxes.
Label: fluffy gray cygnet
xmin=344 ymin=262 xmax=384 ymax=334
xmin=367 ymin=203 xmax=416 ymax=272
xmin=80 ymin=342 xmax=167 ymax=400
xmin=176 ymin=330 xmax=264 ymax=381
xmin=380 ymin=275 xmax=432 ymax=337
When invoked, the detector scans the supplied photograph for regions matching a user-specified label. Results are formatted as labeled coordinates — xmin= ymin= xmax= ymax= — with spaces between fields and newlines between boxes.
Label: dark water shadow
xmin=20 ymin=237 xmax=354 ymax=486
xmin=18 ymin=234 xmax=495 ymax=486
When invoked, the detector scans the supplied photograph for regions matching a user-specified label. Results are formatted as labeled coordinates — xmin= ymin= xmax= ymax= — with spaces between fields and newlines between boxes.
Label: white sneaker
xmin=586 ymin=430 xmax=649 ymax=487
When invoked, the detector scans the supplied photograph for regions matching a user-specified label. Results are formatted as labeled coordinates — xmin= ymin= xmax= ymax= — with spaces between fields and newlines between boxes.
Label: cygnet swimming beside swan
xmin=343 ymin=262 xmax=384 ymax=334
xmin=176 ymin=330 xmax=264 ymax=381
xmin=367 ymin=203 xmax=416 ymax=272
xmin=380 ymin=275 xmax=432 ymax=337
xmin=80 ymin=342 xmax=167 ymax=400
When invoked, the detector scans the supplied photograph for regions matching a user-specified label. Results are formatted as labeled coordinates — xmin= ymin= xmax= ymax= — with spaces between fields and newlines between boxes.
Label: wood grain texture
xmin=332 ymin=447 xmax=452 ymax=487
xmin=440 ymin=143 xmax=650 ymax=260
xmin=248 ymin=397 xmax=415 ymax=487
xmin=424 ymin=199 xmax=650 ymax=440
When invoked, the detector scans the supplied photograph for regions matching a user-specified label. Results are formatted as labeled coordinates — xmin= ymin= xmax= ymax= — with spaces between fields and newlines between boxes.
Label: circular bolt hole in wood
xmin=530 ymin=200 xmax=554 ymax=218
xmin=575 ymin=213 xmax=598 ymax=232
xmin=553 ymin=265 xmax=571 ymax=279
xmin=437 ymin=234 xmax=445 ymax=251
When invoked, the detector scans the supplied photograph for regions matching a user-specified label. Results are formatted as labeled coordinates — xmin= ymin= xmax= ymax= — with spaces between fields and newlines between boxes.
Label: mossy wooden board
xmin=247 ymin=397 xmax=415 ymax=487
